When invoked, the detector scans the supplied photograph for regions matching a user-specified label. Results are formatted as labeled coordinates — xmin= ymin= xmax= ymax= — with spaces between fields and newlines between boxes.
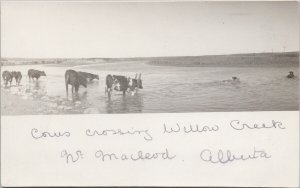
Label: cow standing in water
xmin=2 ymin=71 xmax=13 ymax=87
xmin=65 ymin=69 xmax=87 ymax=95
xmin=28 ymin=69 xmax=46 ymax=81
xmin=78 ymin=71 xmax=99 ymax=82
xmin=287 ymin=71 xmax=295 ymax=78
xmin=105 ymin=73 xmax=143 ymax=96
xmin=12 ymin=71 xmax=22 ymax=86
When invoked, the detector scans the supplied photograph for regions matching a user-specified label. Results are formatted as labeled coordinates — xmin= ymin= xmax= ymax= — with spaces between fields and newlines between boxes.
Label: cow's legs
xmin=123 ymin=90 xmax=126 ymax=96
xmin=75 ymin=86 xmax=79 ymax=93
xmin=66 ymin=84 xmax=69 ymax=96
xmin=108 ymin=89 xmax=111 ymax=98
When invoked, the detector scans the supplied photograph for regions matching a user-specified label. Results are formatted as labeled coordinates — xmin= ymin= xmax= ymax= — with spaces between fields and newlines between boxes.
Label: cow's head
xmin=95 ymin=75 xmax=99 ymax=80
xmin=129 ymin=79 xmax=143 ymax=89
xmin=128 ymin=73 xmax=143 ymax=92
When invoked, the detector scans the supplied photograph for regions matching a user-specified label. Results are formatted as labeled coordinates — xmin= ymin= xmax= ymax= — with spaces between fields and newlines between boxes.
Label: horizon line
xmin=1 ymin=51 xmax=299 ymax=60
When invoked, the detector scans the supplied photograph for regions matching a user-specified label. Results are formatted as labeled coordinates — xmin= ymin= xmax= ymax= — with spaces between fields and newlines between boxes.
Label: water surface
xmin=1 ymin=61 xmax=298 ymax=114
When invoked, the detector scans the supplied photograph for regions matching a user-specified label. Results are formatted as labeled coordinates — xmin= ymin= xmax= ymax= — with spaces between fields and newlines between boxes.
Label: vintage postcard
xmin=1 ymin=1 xmax=299 ymax=187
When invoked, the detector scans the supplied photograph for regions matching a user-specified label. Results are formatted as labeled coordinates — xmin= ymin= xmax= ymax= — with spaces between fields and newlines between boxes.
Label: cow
xmin=2 ymin=71 xmax=13 ymax=87
xmin=65 ymin=69 xmax=87 ymax=95
xmin=12 ymin=71 xmax=22 ymax=86
xmin=105 ymin=73 xmax=143 ymax=96
xmin=77 ymin=71 xmax=99 ymax=82
xmin=28 ymin=69 xmax=46 ymax=81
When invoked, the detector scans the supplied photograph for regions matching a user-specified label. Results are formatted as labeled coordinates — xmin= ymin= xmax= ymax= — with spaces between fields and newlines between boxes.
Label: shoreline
xmin=1 ymin=88 xmax=49 ymax=115
xmin=1 ymin=86 xmax=88 ymax=116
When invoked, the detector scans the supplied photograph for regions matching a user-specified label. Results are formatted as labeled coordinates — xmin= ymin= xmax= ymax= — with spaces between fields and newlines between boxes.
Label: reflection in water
xmin=33 ymin=81 xmax=40 ymax=90
xmin=26 ymin=80 xmax=47 ymax=95
xmin=105 ymin=94 xmax=144 ymax=113
xmin=69 ymin=91 xmax=88 ymax=103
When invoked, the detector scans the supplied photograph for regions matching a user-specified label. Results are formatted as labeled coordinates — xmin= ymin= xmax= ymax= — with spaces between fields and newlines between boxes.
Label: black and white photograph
xmin=1 ymin=1 xmax=299 ymax=115
xmin=1 ymin=1 xmax=299 ymax=187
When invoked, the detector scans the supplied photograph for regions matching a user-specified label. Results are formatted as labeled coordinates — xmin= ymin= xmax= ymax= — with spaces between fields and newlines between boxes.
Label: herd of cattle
xmin=2 ymin=69 xmax=143 ymax=96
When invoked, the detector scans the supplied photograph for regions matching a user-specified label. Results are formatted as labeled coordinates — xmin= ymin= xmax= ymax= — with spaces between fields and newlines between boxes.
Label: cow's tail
xmin=65 ymin=72 xmax=69 ymax=96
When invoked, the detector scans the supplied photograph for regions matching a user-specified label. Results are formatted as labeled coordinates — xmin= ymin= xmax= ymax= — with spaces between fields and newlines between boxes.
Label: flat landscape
xmin=1 ymin=52 xmax=299 ymax=115
xmin=2 ymin=52 xmax=299 ymax=67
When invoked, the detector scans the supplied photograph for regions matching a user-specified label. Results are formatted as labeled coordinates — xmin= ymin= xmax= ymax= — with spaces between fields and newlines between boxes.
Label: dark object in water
xmin=105 ymin=73 xmax=143 ymax=96
xmin=28 ymin=69 xmax=46 ymax=81
xmin=232 ymin=76 xmax=240 ymax=81
xmin=78 ymin=71 xmax=99 ymax=81
xmin=287 ymin=71 xmax=295 ymax=78
xmin=232 ymin=76 xmax=240 ymax=82
xmin=65 ymin=69 xmax=87 ymax=95
xmin=2 ymin=71 xmax=13 ymax=87
xmin=221 ymin=76 xmax=240 ymax=84
xmin=12 ymin=71 xmax=22 ymax=85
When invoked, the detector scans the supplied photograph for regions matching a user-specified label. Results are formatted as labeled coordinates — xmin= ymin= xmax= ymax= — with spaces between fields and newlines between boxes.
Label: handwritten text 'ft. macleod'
xmin=30 ymin=119 xmax=285 ymax=164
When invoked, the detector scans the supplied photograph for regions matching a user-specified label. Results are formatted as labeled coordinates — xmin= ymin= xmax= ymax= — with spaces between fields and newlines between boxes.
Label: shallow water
xmin=1 ymin=61 xmax=299 ymax=114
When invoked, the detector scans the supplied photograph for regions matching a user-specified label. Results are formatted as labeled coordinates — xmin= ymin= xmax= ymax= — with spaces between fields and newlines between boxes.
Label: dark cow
xmin=28 ymin=69 xmax=46 ymax=81
xmin=287 ymin=71 xmax=295 ymax=78
xmin=12 ymin=71 xmax=22 ymax=86
xmin=65 ymin=69 xmax=87 ymax=95
xmin=78 ymin=71 xmax=99 ymax=82
xmin=105 ymin=73 xmax=143 ymax=96
xmin=2 ymin=71 xmax=13 ymax=87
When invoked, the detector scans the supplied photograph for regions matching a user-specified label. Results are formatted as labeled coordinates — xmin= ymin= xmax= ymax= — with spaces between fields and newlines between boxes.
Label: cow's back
xmin=106 ymin=74 xmax=114 ymax=88
xmin=2 ymin=71 xmax=12 ymax=80
xmin=78 ymin=71 xmax=99 ymax=80
xmin=17 ymin=71 xmax=22 ymax=78
xmin=65 ymin=69 xmax=77 ymax=85
xmin=65 ymin=69 xmax=87 ymax=87
xmin=28 ymin=69 xmax=38 ymax=78
xmin=15 ymin=71 xmax=22 ymax=80
xmin=28 ymin=69 xmax=35 ymax=76
xmin=113 ymin=75 xmax=129 ymax=91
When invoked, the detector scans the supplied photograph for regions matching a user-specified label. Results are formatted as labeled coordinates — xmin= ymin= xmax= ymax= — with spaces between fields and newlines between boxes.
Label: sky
xmin=1 ymin=1 xmax=299 ymax=58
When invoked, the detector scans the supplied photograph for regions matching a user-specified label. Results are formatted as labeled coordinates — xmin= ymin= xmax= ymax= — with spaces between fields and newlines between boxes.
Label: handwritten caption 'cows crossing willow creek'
xmin=29 ymin=119 xmax=286 ymax=165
